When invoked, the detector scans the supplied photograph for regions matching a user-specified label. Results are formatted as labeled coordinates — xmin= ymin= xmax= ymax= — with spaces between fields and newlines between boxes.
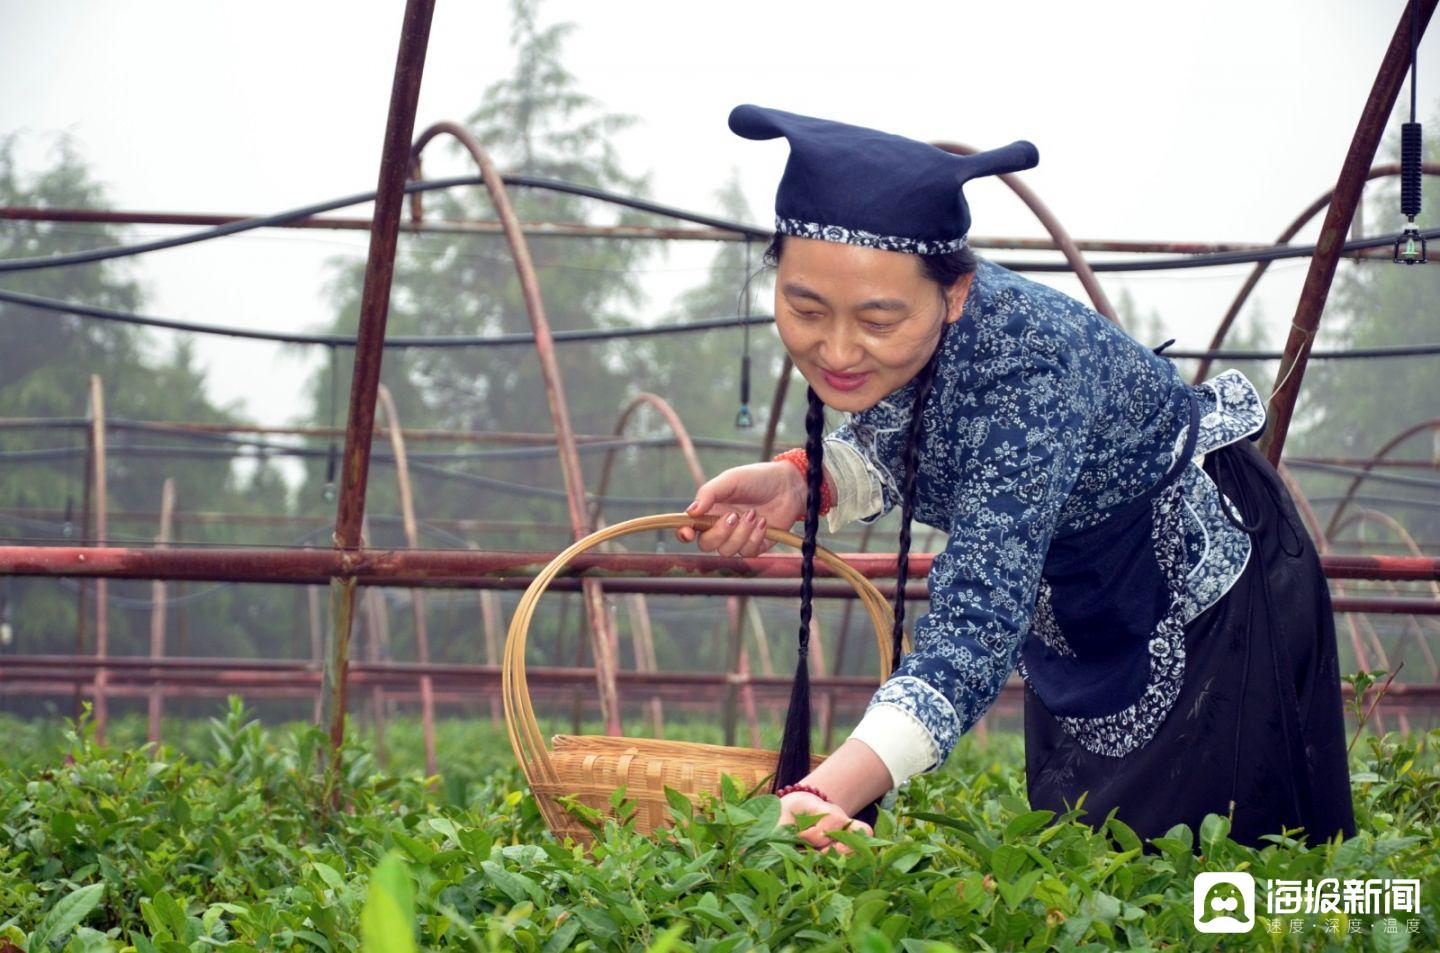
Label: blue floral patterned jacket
xmin=829 ymin=257 xmax=1266 ymax=781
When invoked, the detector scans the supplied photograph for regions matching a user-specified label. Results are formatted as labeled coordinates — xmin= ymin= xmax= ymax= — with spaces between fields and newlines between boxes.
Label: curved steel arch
xmin=591 ymin=392 xmax=706 ymax=523
xmin=1193 ymin=163 xmax=1440 ymax=384
xmin=589 ymin=390 xmax=763 ymax=745
xmin=930 ymin=141 xmax=1117 ymax=323
xmin=1325 ymin=419 xmax=1440 ymax=540
xmin=406 ymin=119 xmax=625 ymax=734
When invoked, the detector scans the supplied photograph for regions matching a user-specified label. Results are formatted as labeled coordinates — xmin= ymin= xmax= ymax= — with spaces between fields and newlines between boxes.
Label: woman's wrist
xmin=772 ymin=449 xmax=835 ymax=516
xmin=796 ymin=738 xmax=895 ymax=817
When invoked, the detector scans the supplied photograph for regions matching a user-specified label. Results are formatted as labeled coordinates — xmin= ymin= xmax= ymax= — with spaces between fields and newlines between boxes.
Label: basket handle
xmin=503 ymin=512 xmax=901 ymax=787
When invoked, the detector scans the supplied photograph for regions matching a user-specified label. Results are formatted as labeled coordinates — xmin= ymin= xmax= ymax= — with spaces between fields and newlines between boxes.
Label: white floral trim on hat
xmin=776 ymin=216 xmax=968 ymax=255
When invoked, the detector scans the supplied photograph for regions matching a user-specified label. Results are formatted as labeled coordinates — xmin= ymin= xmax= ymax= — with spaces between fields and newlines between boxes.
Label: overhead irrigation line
xmin=9 ymin=438 xmax=1440 ymax=494
xmin=3 ymin=285 xmax=1438 ymax=360
xmin=0 ymin=443 xmax=693 ymax=510
xmin=0 ymin=286 xmax=776 ymax=347
xmin=0 ymin=420 xmax=759 ymax=461
xmin=1308 ymin=494 xmax=1440 ymax=513
xmin=0 ymin=174 xmax=769 ymax=274
xmin=2 ymin=172 xmax=1436 ymax=274
xmin=1004 ymin=227 xmax=1440 ymax=272
xmin=1282 ymin=460 xmax=1440 ymax=492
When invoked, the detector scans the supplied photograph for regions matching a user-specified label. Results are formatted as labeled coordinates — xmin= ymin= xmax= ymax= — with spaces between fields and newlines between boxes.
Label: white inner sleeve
xmin=821 ymin=438 xmax=884 ymax=533
xmin=847 ymin=702 xmax=940 ymax=789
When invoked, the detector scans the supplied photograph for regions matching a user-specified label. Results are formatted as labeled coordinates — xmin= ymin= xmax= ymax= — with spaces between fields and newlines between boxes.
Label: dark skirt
xmin=1023 ymin=436 xmax=1357 ymax=850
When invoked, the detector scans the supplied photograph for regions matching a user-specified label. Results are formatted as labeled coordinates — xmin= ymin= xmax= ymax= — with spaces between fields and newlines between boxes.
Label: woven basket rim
xmin=502 ymin=512 xmax=901 ymax=811
xmin=551 ymin=732 xmax=815 ymax=760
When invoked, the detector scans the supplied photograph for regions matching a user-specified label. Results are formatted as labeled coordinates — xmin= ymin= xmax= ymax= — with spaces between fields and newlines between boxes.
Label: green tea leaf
xmin=312 ymin=862 xmax=346 ymax=890
xmin=29 ymin=882 xmax=104 ymax=951
xmin=1002 ymin=810 xmax=1054 ymax=841
xmin=361 ymin=852 xmax=416 ymax=953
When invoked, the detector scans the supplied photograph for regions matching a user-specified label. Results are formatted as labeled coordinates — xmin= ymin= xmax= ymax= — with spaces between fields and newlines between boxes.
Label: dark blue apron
xmin=1019 ymin=387 xmax=1200 ymax=719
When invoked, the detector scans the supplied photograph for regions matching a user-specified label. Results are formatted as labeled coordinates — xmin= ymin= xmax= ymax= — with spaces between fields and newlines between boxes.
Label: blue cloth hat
xmin=729 ymin=104 xmax=1038 ymax=255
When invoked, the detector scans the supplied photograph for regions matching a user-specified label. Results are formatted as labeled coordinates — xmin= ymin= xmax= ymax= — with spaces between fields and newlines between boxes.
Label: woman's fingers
xmin=801 ymin=812 xmax=874 ymax=856
xmin=744 ymin=516 xmax=769 ymax=556
xmin=688 ymin=470 xmax=740 ymax=517
xmin=701 ymin=510 xmax=747 ymax=555
xmin=715 ymin=510 xmax=762 ymax=557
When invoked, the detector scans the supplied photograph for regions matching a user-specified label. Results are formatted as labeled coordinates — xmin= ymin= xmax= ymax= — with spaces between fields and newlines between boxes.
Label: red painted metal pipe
xmin=1 ymin=545 xmax=1433 ymax=584
xmin=8 ymin=676 xmax=1440 ymax=714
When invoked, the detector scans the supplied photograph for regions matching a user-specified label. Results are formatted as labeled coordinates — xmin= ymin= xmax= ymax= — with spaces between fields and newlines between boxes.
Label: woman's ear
xmin=943 ymin=272 xmax=975 ymax=324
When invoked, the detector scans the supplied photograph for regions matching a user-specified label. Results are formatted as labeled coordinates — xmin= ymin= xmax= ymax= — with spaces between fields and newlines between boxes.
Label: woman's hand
xmin=674 ymin=461 xmax=810 ymax=557
xmin=779 ymin=791 xmax=873 ymax=855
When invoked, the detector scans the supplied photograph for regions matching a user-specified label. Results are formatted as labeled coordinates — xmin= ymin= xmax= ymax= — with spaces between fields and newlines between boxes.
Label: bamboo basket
xmin=503 ymin=512 xmax=903 ymax=844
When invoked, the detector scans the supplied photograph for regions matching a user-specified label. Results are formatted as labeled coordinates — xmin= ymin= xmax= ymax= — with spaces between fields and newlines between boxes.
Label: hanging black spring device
xmin=1395 ymin=0 xmax=1427 ymax=264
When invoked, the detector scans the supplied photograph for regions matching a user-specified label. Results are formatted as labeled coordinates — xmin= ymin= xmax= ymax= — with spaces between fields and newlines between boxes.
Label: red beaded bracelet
xmin=772 ymin=448 xmax=834 ymax=516
xmin=775 ymin=782 xmax=832 ymax=804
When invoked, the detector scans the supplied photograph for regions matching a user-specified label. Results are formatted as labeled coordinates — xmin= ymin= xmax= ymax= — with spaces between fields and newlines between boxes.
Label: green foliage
xmin=362 ymin=853 xmax=417 ymax=953
xmin=2 ymin=700 xmax=1437 ymax=951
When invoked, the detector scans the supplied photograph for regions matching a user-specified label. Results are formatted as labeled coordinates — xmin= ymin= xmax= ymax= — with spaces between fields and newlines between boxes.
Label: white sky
xmin=2 ymin=0 xmax=1436 ymax=455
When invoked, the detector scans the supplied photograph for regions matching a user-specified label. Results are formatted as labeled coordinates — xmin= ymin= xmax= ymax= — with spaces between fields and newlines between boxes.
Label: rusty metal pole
xmin=321 ymin=0 xmax=435 ymax=807
xmin=1261 ymin=0 xmax=1437 ymax=465
xmin=147 ymin=478 xmax=175 ymax=750
xmin=362 ymin=586 xmax=390 ymax=768
xmin=87 ymin=376 xmax=109 ymax=744
xmin=760 ymin=357 xmax=794 ymax=462
xmin=408 ymin=120 xmax=623 ymax=734
xmin=375 ymin=385 xmax=436 ymax=777
xmin=625 ymin=592 xmax=664 ymax=736
xmin=478 ymin=578 xmax=503 ymax=726
xmin=307 ymin=586 xmax=323 ymax=724
xmin=72 ymin=402 xmax=93 ymax=722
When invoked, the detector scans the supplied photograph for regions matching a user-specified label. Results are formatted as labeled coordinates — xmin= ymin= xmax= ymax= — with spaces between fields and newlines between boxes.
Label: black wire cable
xmin=0 ymin=286 xmax=775 ymax=347
xmin=1000 ymin=226 xmax=1440 ymax=272
xmin=1273 ymin=459 xmax=1440 ymax=492
xmin=1157 ymin=342 xmax=1440 ymax=360
xmin=0 ymin=174 xmax=770 ymax=274
xmin=3 ymin=286 xmax=1438 ymax=359
xmin=2 ymin=419 xmax=759 ymax=457
xmin=1308 ymin=494 xmax=1440 ymax=513
xmin=2 ymin=172 xmax=1435 ymax=275
xmin=0 ymin=443 xmax=693 ymax=509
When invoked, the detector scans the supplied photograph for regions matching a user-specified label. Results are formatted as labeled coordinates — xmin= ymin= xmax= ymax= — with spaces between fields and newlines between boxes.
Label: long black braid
xmin=771 ymin=384 xmax=827 ymax=792
xmin=889 ymin=343 xmax=942 ymax=672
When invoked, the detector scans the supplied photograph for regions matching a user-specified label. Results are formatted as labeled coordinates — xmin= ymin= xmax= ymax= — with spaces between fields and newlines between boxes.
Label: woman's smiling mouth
xmin=821 ymin=368 xmax=871 ymax=391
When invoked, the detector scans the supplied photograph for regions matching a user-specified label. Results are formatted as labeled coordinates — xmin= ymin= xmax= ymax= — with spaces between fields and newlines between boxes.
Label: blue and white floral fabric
xmin=832 ymin=258 xmax=1266 ymax=786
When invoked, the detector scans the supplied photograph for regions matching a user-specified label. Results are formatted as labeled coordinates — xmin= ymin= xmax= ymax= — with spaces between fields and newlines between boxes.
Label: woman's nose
xmin=823 ymin=321 xmax=864 ymax=369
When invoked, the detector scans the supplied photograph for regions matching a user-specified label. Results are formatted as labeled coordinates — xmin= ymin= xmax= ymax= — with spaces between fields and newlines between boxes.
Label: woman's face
xmin=773 ymin=237 xmax=973 ymax=413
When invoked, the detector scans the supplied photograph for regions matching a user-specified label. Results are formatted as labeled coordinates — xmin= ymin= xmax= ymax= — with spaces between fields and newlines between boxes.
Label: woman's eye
xmin=862 ymin=321 xmax=895 ymax=333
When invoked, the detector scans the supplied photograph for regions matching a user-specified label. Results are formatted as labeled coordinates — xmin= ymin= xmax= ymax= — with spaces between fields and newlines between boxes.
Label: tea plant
xmin=0 ymin=699 xmax=1435 ymax=951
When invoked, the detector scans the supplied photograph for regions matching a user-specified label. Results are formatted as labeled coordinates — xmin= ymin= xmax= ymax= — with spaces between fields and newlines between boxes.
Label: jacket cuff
xmin=822 ymin=437 xmax=884 ymax=533
xmin=847 ymin=702 xmax=941 ymax=789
